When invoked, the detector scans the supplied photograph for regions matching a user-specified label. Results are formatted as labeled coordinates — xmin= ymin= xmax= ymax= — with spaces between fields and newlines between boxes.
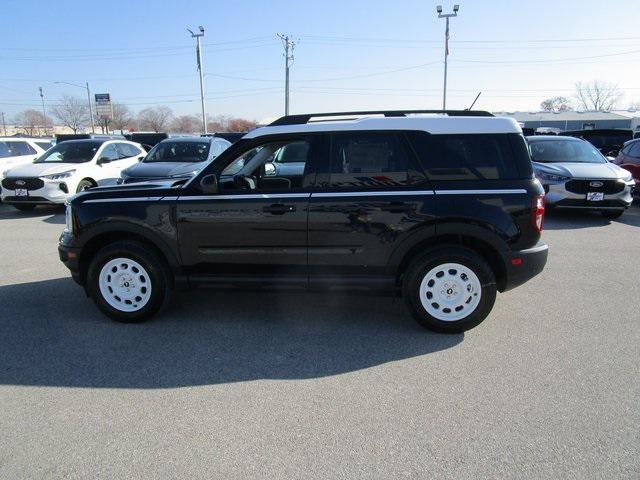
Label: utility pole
xmin=1 ymin=112 xmax=6 ymax=136
xmin=436 ymin=4 xmax=459 ymax=110
xmin=188 ymin=26 xmax=207 ymax=134
xmin=39 ymin=87 xmax=48 ymax=134
xmin=277 ymin=34 xmax=296 ymax=115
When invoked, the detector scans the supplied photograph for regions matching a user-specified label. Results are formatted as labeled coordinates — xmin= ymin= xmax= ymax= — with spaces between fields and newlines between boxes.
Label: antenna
xmin=467 ymin=92 xmax=482 ymax=110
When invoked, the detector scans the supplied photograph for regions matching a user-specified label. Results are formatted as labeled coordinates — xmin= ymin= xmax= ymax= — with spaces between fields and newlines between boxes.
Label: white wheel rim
xmin=98 ymin=257 xmax=152 ymax=312
xmin=419 ymin=262 xmax=482 ymax=322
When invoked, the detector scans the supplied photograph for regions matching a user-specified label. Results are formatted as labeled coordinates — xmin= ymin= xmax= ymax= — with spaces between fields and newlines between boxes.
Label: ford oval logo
xmin=15 ymin=180 xmax=26 ymax=186
xmin=589 ymin=181 xmax=604 ymax=188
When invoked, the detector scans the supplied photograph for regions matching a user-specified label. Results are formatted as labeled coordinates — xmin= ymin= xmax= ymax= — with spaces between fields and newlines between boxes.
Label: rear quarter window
xmin=407 ymin=132 xmax=532 ymax=180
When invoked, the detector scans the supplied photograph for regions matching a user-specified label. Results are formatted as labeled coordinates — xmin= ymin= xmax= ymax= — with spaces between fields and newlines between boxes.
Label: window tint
xmin=628 ymin=141 xmax=640 ymax=157
xmin=35 ymin=141 xmax=54 ymax=151
xmin=221 ymin=138 xmax=314 ymax=191
xmin=0 ymin=141 xmax=35 ymax=156
xmin=100 ymin=144 xmax=120 ymax=161
xmin=116 ymin=143 xmax=142 ymax=158
xmin=408 ymin=132 xmax=521 ymax=180
xmin=329 ymin=132 xmax=423 ymax=188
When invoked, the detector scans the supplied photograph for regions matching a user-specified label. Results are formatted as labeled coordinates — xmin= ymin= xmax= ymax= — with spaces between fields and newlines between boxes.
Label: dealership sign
xmin=95 ymin=93 xmax=113 ymax=119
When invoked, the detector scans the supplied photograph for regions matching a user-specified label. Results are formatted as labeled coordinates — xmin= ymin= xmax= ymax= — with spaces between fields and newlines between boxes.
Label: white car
xmin=1 ymin=139 xmax=145 ymax=211
xmin=0 ymin=137 xmax=54 ymax=172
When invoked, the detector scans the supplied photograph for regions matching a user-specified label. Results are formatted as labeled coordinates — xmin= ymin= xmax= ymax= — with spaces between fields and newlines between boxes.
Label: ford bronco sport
xmin=59 ymin=110 xmax=548 ymax=333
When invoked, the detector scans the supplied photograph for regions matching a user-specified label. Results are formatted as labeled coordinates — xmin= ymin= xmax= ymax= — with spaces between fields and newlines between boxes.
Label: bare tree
xmin=111 ymin=103 xmax=134 ymax=131
xmin=51 ymin=95 xmax=89 ymax=133
xmin=170 ymin=114 xmax=200 ymax=133
xmin=574 ymin=81 xmax=622 ymax=112
xmin=540 ymin=96 xmax=572 ymax=113
xmin=13 ymin=109 xmax=51 ymax=136
xmin=226 ymin=117 xmax=258 ymax=132
xmin=137 ymin=106 xmax=174 ymax=132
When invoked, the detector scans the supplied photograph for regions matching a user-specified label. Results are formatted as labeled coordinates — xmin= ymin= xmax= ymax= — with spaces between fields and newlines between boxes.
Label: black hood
xmin=123 ymin=161 xmax=207 ymax=179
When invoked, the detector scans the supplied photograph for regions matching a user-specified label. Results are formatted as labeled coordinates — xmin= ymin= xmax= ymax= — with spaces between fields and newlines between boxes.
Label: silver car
xmin=527 ymin=135 xmax=635 ymax=219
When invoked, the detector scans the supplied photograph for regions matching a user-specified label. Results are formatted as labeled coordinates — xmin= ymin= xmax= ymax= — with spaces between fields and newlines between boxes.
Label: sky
xmin=1 ymin=0 xmax=639 ymax=123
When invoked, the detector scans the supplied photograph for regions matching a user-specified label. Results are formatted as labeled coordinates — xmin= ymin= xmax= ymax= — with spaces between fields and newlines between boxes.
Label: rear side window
xmin=407 ymin=132 xmax=528 ymax=180
xmin=329 ymin=132 xmax=424 ymax=188
xmin=3 ymin=141 xmax=36 ymax=156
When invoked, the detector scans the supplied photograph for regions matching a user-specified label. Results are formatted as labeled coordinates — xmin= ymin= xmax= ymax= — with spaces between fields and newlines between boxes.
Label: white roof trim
xmin=244 ymin=115 xmax=522 ymax=138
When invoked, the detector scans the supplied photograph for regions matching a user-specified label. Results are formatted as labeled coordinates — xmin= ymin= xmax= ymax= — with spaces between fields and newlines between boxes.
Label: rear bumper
xmin=500 ymin=242 xmax=548 ymax=292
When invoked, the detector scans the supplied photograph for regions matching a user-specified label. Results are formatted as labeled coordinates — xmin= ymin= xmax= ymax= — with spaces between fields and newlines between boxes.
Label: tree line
xmin=11 ymin=99 xmax=258 ymax=136
xmin=540 ymin=80 xmax=640 ymax=113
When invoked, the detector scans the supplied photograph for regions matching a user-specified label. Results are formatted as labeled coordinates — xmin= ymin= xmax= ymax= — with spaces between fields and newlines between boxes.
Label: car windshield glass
xmin=34 ymin=142 xmax=99 ymax=163
xmin=144 ymin=141 xmax=210 ymax=163
xmin=529 ymin=140 xmax=606 ymax=164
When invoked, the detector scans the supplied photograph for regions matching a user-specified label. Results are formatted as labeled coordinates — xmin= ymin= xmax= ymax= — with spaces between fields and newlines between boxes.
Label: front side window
xmin=329 ymin=132 xmax=422 ymax=188
xmin=221 ymin=138 xmax=313 ymax=191
xmin=35 ymin=142 xmax=100 ymax=164
xmin=144 ymin=141 xmax=210 ymax=163
xmin=116 ymin=143 xmax=142 ymax=159
xmin=100 ymin=144 xmax=120 ymax=162
xmin=529 ymin=140 xmax=606 ymax=164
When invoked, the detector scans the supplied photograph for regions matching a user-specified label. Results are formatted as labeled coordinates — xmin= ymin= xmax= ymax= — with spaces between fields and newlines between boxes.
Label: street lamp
xmin=436 ymin=4 xmax=459 ymax=110
xmin=54 ymin=81 xmax=95 ymax=133
xmin=188 ymin=26 xmax=207 ymax=134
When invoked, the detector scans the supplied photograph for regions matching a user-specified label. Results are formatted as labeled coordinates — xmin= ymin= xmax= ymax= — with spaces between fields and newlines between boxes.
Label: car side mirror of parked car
xmin=200 ymin=174 xmax=219 ymax=195
xmin=97 ymin=157 xmax=111 ymax=165
xmin=138 ymin=156 xmax=145 ymax=162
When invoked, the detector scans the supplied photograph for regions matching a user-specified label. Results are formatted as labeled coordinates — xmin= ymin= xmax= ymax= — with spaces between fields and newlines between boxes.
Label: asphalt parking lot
xmin=0 ymin=202 xmax=638 ymax=479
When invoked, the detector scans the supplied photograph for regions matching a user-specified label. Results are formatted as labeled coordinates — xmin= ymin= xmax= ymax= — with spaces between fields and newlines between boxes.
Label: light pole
xmin=54 ymin=81 xmax=95 ymax=133
xmin=436 ymin=4 xmax=459 ymax=110
xmin=188 ymin=26 xmax=207 ymax=134
xmin=39 ymin=87 xmax=48 ymax=133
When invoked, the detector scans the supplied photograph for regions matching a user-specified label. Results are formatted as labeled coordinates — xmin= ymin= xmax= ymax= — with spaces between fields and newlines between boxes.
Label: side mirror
xmin=97 ymin=157 xmax=111 ymax=165
xmin=264 ymin=162 xmax=276 ymax=176
xmin=200 ymin=174 xmax=219 ymax=195
xmin=137 ymin=156 xmax=145 ymax=162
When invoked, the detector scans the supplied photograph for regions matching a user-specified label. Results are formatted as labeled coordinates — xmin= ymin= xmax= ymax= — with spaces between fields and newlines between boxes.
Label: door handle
xmin=262 ymin=203 xmax=296 ymax=215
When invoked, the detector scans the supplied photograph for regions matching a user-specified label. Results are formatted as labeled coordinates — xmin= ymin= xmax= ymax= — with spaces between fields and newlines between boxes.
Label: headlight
xmin=621 ymin=172 xmax=634 ymax=183
xmin=64 ymin=203 xmax=73 ymax=234
xmin=43 ymin=170 xmax=76 ymax=180
xmin=536 ymin=171 xmax=570 ymax=182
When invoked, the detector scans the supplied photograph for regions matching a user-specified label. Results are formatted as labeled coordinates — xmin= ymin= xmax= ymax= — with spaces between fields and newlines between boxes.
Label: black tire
xmin=14 ymin=203 xmax=36 ymax=211
xmin=76 ymin=179 xmax=95 ymax=193
xmin=402 ymin=246 xmax=497 ymax=333
xmin=602 ymin=209 xmax=624 ymax=219
xmin=86 ymin=241 xmax=172 ymax=323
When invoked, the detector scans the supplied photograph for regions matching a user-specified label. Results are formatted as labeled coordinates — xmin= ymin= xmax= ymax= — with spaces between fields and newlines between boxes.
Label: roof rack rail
xmin=269 ymin=109 xmax=493 ymax=126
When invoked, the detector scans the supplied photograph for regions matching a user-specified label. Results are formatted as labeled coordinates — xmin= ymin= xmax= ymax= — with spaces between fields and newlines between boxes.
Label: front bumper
xmin=58 ymin=239 xmax=83 ymax=285
xmin=543 ymin=179 xmax=633 ymax=210
xmin=1 ymin=179 xmax=71 ymax=204
xmin=500 ymin=242 xmax=548 ymax=292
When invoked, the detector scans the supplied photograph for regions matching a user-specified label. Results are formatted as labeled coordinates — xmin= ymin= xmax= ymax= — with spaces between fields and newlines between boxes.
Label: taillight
xmin=532 ymin=195 xmax=545 ymax=233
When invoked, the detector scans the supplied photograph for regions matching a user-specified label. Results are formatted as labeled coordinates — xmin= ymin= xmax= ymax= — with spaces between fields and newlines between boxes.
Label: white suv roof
xmin=245 ymin=111 xmax=522 ymax=139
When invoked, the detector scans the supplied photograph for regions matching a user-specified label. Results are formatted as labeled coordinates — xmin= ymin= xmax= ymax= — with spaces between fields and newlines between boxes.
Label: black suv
xmin=59 ymin=110 xmax=548 ymax=333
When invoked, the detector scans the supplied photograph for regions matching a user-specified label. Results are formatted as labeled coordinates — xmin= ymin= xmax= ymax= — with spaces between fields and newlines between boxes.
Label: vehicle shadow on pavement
xmin=544 ymin=204 xmax=640 ymax=230
xmin=0 ymin=204 xmax=65 ymax=224
xmin=0 ymin=278 xmax=462 ymax=389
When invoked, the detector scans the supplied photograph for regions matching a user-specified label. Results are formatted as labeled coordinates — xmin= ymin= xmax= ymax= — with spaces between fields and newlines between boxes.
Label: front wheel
xmin=87 ymin=241 xmax=172 ymax=322
xmin=403 ymin=247 xmax=497 ymax=333
xmin=602 ymin=209 xmax=624 ymax=219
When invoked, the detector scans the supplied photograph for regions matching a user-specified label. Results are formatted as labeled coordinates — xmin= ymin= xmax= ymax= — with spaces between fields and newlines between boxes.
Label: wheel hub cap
xmin=98 ymin=257 xmax=152 ymax=313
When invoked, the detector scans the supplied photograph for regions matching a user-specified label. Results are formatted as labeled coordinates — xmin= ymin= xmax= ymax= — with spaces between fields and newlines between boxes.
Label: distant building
xmin=493 ymin=111 xmax=639 ymax=132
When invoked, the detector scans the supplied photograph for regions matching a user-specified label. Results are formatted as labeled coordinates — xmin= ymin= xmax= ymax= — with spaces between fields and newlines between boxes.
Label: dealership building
xmin=493 ymin=110 xmax=640 ymax=132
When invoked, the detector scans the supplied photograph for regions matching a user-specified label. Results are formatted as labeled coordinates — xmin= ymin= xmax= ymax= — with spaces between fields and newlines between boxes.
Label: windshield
xmin=529 ymin=140 xmax=606 ymax=164
xmin=144 ymin=141 xmax=210 ymax=163
xmin=35 ymin=142 xmax=100 ymax=163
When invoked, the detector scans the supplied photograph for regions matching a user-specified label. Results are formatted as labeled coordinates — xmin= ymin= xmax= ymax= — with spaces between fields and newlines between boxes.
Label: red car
xmin=613 ymin=139 xmax=640 ymax=194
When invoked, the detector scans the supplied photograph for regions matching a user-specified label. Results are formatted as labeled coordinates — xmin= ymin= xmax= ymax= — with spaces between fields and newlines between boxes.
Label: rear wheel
xmin=403 ymin=247 xmax=497 ymax=333
xmin=601 ymin=209 xmax=624 ymax=219
xmin=14 ymin=203 xmax=36 ymax=211
xmin=87 ymin=241 xmax=171 ymax=322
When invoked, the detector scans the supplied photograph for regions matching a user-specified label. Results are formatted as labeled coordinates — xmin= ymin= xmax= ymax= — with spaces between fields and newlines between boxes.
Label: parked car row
xmin=0 ymin=134 xmax=236 ymax=209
